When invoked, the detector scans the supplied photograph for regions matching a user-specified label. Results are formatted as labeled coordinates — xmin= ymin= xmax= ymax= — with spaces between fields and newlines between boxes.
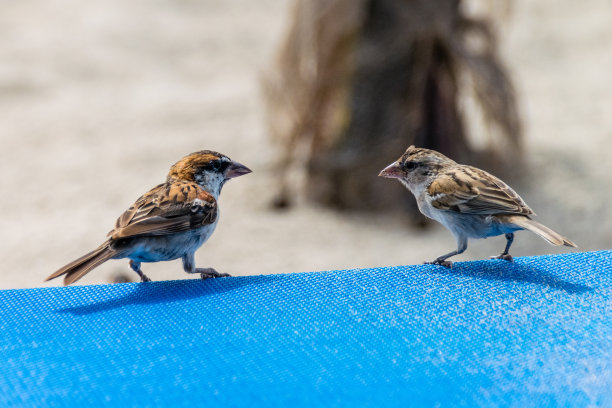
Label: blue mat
xmin=1 ymin=251 xmax=611 ymax=407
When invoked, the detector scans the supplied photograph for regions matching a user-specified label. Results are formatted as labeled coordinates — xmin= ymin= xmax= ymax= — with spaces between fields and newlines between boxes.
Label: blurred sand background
xmin=0 ymin=0 xmax=610 ymax=289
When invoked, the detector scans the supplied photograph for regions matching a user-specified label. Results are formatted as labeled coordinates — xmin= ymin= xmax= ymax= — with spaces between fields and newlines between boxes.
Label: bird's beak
xmin=225 ymin=161 xmax=252 ymax=178
xmin=378 ymin=162 xmax=403 ymax=179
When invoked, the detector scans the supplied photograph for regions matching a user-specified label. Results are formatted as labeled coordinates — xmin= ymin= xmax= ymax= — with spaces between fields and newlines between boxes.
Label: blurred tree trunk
xmin=264 ymin=0 xmax=521 ymax=214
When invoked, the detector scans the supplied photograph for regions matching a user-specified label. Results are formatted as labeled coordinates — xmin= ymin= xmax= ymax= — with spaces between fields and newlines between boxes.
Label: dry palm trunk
xmin=263 ymin=0 xmax=521 ymax=213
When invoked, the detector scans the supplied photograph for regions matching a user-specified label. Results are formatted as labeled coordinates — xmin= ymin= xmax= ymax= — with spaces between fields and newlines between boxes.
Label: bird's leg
xmin=491 ymin=233 xmax=514 ymax=262
xmin=129 ymin=260 xmax=151 ymax=282
xmin=182 ymin=254 xmax=230 ymax=280
xmin=425 ymin=237 xmax=467 ymax=268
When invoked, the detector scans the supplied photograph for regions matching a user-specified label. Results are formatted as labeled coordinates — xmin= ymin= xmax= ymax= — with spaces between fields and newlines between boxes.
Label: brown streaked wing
xmin=113 ymin=183 xmax=166 ymax=231
xmin=428 ymin=172 xmax=479 ymax=211
xmin=428 ymin=166 xmax=534 ymax=216
xmin=110 ymin=181 xmax=217 ymax=240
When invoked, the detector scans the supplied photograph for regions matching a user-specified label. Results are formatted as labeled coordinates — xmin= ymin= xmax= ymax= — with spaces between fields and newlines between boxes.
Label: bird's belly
xmin=125 ymin=224 xmax=216 ymax=263
xmin=438 ymin=212 xmax=521 ymax=239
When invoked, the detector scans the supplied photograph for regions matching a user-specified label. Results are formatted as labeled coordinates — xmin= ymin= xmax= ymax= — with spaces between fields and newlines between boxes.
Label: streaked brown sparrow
xmin=46 ymin=150 xmax=251 ymax=285
xmin=379 ymin=145 xmax=576 ymax=267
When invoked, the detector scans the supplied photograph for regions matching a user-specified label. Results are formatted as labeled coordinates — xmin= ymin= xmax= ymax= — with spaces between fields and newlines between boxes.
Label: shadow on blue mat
xmin=56 ymin=257 xmax=592 ymax=317
xmin=56 ymin=274 xmax=284 ymax=316
xmin=435 ymin=259 xmax=593 ymax=294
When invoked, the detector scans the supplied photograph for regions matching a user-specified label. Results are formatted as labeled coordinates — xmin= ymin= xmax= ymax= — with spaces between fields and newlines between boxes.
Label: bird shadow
xmin=56 ymin=274 xmax=284 ymax=316
xmin=428 ymin=259 xmax=593 ymax=295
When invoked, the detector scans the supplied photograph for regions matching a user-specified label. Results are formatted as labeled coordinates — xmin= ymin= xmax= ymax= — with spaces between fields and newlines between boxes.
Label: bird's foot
xmin=197 ymin=268 xmax=231 ymax=280
xmin=491 ymin=253 xmax=513 ymax=262
xmin=425 ymin=259 xmax=453 ymax=268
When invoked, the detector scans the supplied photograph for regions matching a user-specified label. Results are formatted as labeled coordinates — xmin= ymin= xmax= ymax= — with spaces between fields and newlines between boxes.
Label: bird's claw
xmin=491 ymin=253 xmax=513 ymax=262
xmin=140 ymin=275 xmax=152 ymax=282
xmin=198 ymin=268 xmax=231 ymax=280
xmin=425 ymin=259 xmax=453 ymax=268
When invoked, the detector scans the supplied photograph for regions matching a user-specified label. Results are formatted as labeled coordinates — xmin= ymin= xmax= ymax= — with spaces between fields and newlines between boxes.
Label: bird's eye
xmin=206 ymin=160 xmax=221 ymax=172
xmin=404 ymin=161 xmax=417 ymax=170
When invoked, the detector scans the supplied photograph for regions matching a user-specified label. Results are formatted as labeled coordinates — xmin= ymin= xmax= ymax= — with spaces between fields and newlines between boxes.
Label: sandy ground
xmin=0 ymin=0 xmax=610 ymax=289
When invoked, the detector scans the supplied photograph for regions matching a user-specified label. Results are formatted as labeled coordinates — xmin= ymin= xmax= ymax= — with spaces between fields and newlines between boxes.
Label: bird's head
xmin=378 ymin=145 xmax=454 ymax=191
xmin=168 ymin=150 xmax=251 ymax=197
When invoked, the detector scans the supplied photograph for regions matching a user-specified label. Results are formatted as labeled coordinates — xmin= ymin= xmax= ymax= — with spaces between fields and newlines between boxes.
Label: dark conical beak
xmin=378 ymin=162 xmax=403 ymax=179
xmin=225 ymin=161 xmax=252 ymax=179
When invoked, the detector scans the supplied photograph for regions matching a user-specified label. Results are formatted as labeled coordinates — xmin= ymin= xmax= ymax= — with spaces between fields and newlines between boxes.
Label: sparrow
xmin=379 ymin=145 xmax=576 ymax=267
xmin=46 ymin=150 xmax=251 ymax=285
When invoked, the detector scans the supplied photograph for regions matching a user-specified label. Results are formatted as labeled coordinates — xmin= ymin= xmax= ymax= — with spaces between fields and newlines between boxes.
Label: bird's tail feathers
xmin=510 ymin=217 xmax=576 ymax=248
xmin=46 ymin=241 xmax=116 ymax=285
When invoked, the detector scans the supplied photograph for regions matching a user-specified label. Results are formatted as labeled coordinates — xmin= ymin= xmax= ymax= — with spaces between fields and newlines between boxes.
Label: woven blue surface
xmin=1 ymin=251 xmax=611 ymax=407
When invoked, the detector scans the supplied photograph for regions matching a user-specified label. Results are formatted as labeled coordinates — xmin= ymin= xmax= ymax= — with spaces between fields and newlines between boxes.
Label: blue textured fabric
xmin=1 ymin=251 xmax=611 ymax=407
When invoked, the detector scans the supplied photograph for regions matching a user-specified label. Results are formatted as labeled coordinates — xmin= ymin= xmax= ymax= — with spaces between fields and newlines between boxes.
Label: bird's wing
xmin=109 ymin=181 xmax=217 ymax=240
xmin=428 ymin=166 xmax=534 ymax=216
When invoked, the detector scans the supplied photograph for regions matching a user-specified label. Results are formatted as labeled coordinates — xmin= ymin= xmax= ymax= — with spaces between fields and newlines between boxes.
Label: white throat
xmin=194 ymin=172 xmax=226 ymax=199
xmin=398 ymin=177 xmax=428 ymax=199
